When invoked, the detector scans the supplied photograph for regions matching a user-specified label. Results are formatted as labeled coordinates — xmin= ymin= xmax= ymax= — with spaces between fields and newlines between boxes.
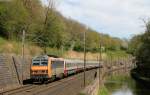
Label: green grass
xmin=0 ymin=37 xmax=29 ymax=54
xmin=0 ymin=37 xmax=6 ymax=44
xmin=0 ymin=37 xmax=7 ymax=53
xmin=98 ymin=86 xmax=109 ymax=95
xmin=0 ymin=37 xmax=129 ymax=60
xmin=105 ymin=50 xmax=129 ymax=61
xmin=106 ymin=74 xmax=129 ymax=82
xmin=46 ymin=48 xmax=67 ymax=57
xmin=0 ymin=37 xmax=66 ymax=56
xmin=78 ymin=93 xmax=86 ymax=95
xmin=0 ymin=37 xmax=40 ymax=55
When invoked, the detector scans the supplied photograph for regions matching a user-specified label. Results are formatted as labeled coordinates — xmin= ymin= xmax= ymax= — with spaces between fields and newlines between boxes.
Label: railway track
xmin=33 ymin=72 xmax=85 ymax=95
xmin=1 ymin=69 xmax=97 ymax=95
xmin=0 ymin=85 xmax=37 ymax=95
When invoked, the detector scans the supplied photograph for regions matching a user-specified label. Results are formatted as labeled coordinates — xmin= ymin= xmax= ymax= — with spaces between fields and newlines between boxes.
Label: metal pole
xmin=110 ymin=54 xmax=112 ymax=68
xmin=83 ymin=26 xmax=87 ymax=87
xmin=22 ymin=30 xmax=25 ymax=84
xmin=99 ymin=34 xmax=102 ymax=88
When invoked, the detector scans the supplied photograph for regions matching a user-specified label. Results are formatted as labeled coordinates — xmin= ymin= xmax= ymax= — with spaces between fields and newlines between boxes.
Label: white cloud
xmin=41 ymin=0 xmax=150 ymax=38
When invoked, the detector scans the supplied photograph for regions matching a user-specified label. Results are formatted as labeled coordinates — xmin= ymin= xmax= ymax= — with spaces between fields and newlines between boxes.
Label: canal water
xmin=104 ymin=71 xmax=150 ymax=95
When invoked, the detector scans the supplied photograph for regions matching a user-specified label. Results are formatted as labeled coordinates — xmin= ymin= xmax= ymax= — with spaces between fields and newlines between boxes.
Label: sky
xmin=41 ymin=0 xmax=150 ymax=39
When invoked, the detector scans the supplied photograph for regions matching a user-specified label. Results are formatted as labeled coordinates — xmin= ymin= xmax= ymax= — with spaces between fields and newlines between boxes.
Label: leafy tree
xmin=1 ymin=0 xmax=29 ymax=39
xmin=0 ymin=2 xmax=7 ymax=38
xmin=0 ymin=0 xmax=125 ymax=53
xmin=135 ymin=21 xmax=150 ymax=77
xmin=128 ymin=35 xmax=142 ymax=55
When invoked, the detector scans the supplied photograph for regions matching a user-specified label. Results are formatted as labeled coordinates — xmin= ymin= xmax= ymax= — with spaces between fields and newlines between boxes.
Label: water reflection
xmin=104 ymin=72 xmax=150 ymax=95
xmin=112 ymin=89 xmax=133 ymax=95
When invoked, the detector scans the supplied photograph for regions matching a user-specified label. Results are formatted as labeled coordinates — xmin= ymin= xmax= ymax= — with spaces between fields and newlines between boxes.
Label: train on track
xmin=30 ymin=55 xmax=99 ymax=83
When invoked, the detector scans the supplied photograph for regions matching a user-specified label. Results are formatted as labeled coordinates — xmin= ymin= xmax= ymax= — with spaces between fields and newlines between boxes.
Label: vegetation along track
xmin=1 ymin=69 xmax=97 ymax=95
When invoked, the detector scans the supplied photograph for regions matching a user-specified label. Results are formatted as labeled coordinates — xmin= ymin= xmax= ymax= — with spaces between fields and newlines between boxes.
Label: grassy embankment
xmin=98 ymin=86 xmax=109 ymax=95
xmin=0 ymin=37 xmax=43 ymax=55
xmin=105 ymin=50 xmax=129 ymax=60
xmin=98 ymin=73 xmax=130 ymax=95
xmin=0 ymin=37 xmax=129 ymax=60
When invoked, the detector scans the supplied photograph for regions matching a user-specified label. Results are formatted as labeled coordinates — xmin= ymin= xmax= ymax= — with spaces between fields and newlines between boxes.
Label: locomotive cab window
xmin=32 ymin=62 xmax=40 ymax=66
xmin=32 ymin=59 xmax=40 ymax=66
xmin=32 ymin=58 xmax=48 ymax=66
xmin=41 ymin=59 xmax=48 ymax=66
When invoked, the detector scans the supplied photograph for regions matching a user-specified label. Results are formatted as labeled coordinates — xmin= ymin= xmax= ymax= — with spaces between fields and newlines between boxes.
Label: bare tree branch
xmin=140 ymin=18 xmax=150 ymax=33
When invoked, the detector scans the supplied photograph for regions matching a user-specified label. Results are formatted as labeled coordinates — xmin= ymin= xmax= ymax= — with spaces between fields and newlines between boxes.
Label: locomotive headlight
xmin=41 ymin=70 xmax=48 ymax=73
xmin=32 ymin=70 xmax=37 ymax=74
xmin=31 ymin=70 xmax=48 ymax=74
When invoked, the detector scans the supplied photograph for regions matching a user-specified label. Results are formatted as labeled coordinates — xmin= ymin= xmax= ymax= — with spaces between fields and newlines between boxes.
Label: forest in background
xmin=128 ymin=19 xmax=150 ymax=78
xmin=0 ymin=0 xmax=128 ymax=58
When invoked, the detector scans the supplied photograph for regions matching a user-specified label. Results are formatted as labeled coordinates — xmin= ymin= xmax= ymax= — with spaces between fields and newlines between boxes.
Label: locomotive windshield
xmin=41 ymin=59 xmax=48 ymax=66
xmin=32 ymin=59 xmax=48 ymax=66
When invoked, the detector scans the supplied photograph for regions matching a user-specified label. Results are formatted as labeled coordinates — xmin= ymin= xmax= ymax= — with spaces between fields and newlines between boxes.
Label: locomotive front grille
xmin=31 ymin=74 xmax=49 ymax=79
xmin=31 ymin=70 xmax=49 ymax=79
